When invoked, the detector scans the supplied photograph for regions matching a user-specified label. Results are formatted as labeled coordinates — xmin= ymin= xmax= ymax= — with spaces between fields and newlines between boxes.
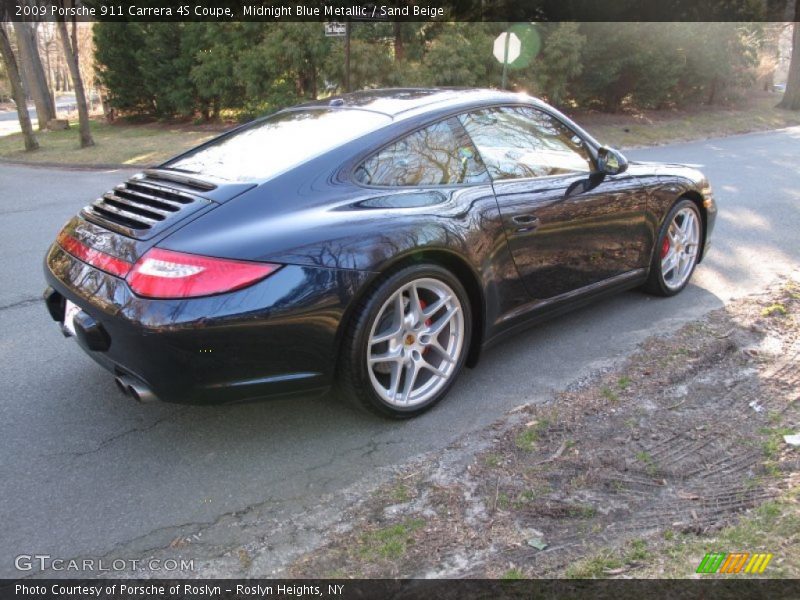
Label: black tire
xmin=643 ymin=198 xmax=702 ymax=297
xmin=337 ymin=263 xmax=472 ymax=419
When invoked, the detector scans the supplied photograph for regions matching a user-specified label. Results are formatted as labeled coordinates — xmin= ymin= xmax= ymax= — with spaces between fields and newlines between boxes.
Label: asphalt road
xmin=1 ymin=127 xmax=799 ymax=578
xmin=0 ymin=95 xmax=80 ymax=136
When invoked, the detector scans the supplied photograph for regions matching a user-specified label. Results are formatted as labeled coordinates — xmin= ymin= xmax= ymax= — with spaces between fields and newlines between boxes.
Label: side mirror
xmin=597 ymin=146 xmax=628 ymax=176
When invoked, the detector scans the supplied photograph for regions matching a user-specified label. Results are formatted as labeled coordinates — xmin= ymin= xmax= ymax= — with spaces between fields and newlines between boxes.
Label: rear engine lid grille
xmin=81 ymin=173 xmax=214 ymax=240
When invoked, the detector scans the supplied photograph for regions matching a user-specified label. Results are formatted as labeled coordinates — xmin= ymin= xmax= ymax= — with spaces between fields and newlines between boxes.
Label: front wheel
xmin=643 ymin=198 xmax=702 ymax=296
xmin=338 ymin=264 xmax=471 ymax=418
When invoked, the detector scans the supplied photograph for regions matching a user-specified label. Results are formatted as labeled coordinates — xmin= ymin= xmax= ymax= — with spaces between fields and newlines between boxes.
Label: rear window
xmin=164 ymin=109 xmax=390 ymax=183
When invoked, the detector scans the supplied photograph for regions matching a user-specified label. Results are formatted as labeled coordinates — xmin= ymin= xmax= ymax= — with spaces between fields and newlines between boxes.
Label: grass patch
xmin=483 ymin=453 xmax=503 ymax=468
xmin=515 ymin=429 xmax=539 ymax=452
xmin=563 ymin=539 xmax=647 ymax=576
xmin=635 ymin=451 xmax=659 ymax=476
xmin=635 ymin=497 xmax=800 ymax=578
xmin=390 ymin=483 xmax=411 ymax=504
xmin=564 ymin=496 xmax=800 ymax=578
xmin=759 ymin=426 xmax=794 ymax=460
xmin=626 ymin=539 xmax=649 ymax=562
xmin=761 ymin=303 xmax=788 ymax=317
xmin=601 ymin=386 xmax=620 ymax=403
xmin=514 ymin=420 xmax=548 ymax=452
xmin=512 ymin=489 xmax=539 ymax=509
xmin=0 ymin=119 xmax=217 ymax=167
xmin=497 ymin=491 xmax=510 ymax=510
xmin=501 ymin=568 xmax=524 ymax=580
xmin=357 ymin=519 xmax=425 ymax=562
xmin=767 ymin=411 xmax=783 ymax=425
xmin=568 ymin=504 xmax=597 ymax=518
xmin=578 ymin=94 xmax=800 ymax=149
xmin=565 ymin=551 xmax=624 ymax=578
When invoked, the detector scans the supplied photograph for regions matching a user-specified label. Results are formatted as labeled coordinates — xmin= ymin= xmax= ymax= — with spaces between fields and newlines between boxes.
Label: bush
xmin=94 ymin=22 xmax=765 ymax=119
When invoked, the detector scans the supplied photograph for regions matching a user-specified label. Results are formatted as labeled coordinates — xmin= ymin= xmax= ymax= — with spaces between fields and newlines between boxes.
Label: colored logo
xmin=696 ymin=552 xmax=773 ymax=574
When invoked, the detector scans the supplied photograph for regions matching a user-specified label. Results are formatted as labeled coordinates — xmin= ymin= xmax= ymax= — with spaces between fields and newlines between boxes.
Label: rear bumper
xmin=44 ymin=244 xmax=368 ymax=404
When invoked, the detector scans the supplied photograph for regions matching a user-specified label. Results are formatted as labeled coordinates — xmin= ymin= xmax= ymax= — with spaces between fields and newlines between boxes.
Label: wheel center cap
xmin=405 ymin=334 xmax=416 ymax=345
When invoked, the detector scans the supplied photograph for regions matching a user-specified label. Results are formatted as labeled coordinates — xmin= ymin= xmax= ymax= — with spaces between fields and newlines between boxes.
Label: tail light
xmin=57 ymin=232 xmax=133 ymax=278
xmin=126 ymin=248 xmax=280 ymax=299
xmin=57 ymin=232 xmax=279 ymax=298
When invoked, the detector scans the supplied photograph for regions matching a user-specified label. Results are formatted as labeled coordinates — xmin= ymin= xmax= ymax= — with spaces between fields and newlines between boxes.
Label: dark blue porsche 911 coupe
xmin=44 ymin=88 xmax=715 ymax=417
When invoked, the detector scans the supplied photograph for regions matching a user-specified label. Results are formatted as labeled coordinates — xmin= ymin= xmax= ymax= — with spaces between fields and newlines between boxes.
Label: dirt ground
xmin=289 ymin=275 xmax=800 ymax=579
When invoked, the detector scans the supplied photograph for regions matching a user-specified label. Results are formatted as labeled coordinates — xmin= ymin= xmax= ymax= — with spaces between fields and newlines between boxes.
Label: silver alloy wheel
xmin=661 ymin=206 xmax=700 ymax=291
xmin=367 ymin=278 xmax=464 ymax=408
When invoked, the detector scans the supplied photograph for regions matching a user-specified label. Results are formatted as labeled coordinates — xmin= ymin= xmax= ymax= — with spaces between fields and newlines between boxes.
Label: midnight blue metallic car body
xmin=43 ymin=89 xmax=716 ymax=404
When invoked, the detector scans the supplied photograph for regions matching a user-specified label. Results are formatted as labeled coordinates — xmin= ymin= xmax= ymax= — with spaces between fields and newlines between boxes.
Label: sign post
xmin=324 ymin=21 xmax=350 ymax=92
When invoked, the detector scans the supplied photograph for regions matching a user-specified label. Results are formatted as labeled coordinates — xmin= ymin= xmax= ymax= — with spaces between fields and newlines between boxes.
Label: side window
xmin=355 ymin=118 xmax=489 ymax=186
xmin=458 ymin=107 xmax=594 ymax=181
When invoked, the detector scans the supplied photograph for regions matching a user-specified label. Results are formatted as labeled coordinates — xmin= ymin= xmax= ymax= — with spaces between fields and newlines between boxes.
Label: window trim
xmin=346 ymin=102 xmax=602 ymax=190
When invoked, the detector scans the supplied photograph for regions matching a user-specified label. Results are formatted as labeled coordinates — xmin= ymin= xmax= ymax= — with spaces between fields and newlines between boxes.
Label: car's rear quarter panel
xmin=45 ymin=243 xmax=369 ymax=402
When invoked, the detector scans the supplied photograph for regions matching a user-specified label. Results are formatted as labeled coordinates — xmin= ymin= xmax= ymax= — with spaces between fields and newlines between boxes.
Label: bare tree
xmin=0 ymin=24 xmax=38 ymax=150
xmin=55 ymin=6 xmax=93 ymax=147
xmin=13 ymin=21 xmax=56 ymax=129
xmin=393 ymin=22 xmax=404 ymax=61
xmin=74 ymin=23 xmax=95 ymax=109
xmin=37 ymin=22 xmax=57 ymax=104
xmin=779 ymin=2 xmax=800 ymax=110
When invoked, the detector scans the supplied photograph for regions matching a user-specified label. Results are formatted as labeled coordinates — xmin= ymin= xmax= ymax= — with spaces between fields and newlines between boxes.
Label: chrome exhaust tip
xmin=127 ymin=380 xmax=157 ymax=403
xmin=115 ymin=375 xmax=158 ymax=403
xmin=114 ymin=376 xmax=130 ymax=396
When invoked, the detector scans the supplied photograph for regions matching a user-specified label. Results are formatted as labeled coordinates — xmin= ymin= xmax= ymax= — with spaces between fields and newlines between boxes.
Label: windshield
xmin=164 ymin=109 xmax=391 ymax=183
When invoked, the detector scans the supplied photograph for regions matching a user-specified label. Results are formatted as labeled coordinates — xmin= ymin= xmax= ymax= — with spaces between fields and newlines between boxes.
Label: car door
xmin=353 ymin=116 xmax=532 ymax=319
xmin=459 ymin=106 xmax=648 ymax=301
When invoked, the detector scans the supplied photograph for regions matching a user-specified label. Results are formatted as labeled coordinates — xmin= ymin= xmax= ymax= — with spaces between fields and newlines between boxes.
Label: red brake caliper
xmin=661 ymin=236 xmax=670 ymax=259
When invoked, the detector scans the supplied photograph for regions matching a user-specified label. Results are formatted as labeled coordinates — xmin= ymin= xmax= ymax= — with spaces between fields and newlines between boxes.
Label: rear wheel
xmin=338 ymin=264 xmax=471 ymax=418
xmin=644 ymin=198 xmax=702 ymax=296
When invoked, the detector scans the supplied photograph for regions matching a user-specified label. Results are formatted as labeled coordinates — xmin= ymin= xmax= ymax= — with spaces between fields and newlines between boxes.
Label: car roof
xmin=292 ymin=87 xmax=543 ymax=120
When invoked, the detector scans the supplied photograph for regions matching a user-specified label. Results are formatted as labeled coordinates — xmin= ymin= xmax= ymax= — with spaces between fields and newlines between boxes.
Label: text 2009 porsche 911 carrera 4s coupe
xmin=43 ymin=88 xmax=716 ymax=418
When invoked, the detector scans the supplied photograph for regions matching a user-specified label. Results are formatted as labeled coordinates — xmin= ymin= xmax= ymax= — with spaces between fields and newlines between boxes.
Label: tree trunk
xmin=393 ymin=22 xmax=404 ymax=61
xmin=0 ymin=25 xmax=38 ymax=151
xmin=55 ymin=14 xmax=93 ymax=147
xmin=39 ymin=27 xmax=57 ymax=109
xmin=707 ymin=77 xmax=718 ymax=105
xmin=13 ymin=21 xmax=55 ymax=129
xmin=778 ymin=7 xmax=800 ymax=110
